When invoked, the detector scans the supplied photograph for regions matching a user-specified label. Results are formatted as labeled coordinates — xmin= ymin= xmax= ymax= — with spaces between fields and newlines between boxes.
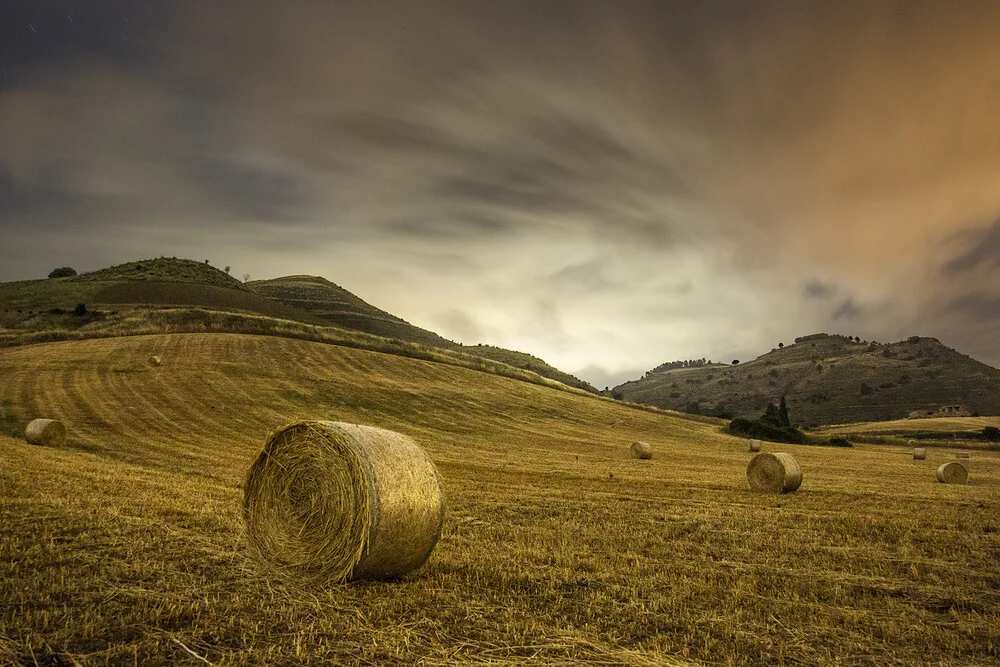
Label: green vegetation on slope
xmin=249 ymin=274 xmax=598 ymax=393
xmin=0 ymin=334 xmax=997 ymax=665
xmin=0 ymin=257 xmax=244 ymax=313
xmin=2 ymin=259 xmax=595 ymax=394
xmin=615 ymin=333 xmax=1000 ymax=425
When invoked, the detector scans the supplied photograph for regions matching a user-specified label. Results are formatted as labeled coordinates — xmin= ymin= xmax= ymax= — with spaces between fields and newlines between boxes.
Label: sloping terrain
xmin=615 ymin=334 xmax=1000 ymax=426
xmin=92 ymin=281 xmax=328 ymax=326
xmin=1 ymin=259 xmax=596 ymax=393
xmin=0 ymin=334 xmax=997 ymax=665
xmin=0 ymin=258 xmax=245 ymax=313
xmin=247 ymin=275 xmax=451 ymax=346
xmin=248 ymin=274 xmax=598 ymax=393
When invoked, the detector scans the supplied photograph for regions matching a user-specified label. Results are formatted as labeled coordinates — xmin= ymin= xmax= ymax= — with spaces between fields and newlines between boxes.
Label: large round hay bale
xmin=913 ymin=448 xmax=927 ymax=460
xmin=936 ymin=461 xmax=968 ymax=484
xmin=749 ymin=439 xmax=761 ymax=452
xmin=243 ymin=421 xmax=445 ymax=584
xmin=747 ymin=452 xmax=802 ymax=493
xmin=24 ymin=419 xmax=66 ymax=447
xmin=149 ymin=355 xmax=162 ymax=366
xmin=630 ymin=441 xmax=653 ymax=459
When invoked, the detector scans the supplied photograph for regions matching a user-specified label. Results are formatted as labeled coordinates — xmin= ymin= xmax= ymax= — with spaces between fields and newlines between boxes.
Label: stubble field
xmin=0 ymin=334 xmax=997 ymax=665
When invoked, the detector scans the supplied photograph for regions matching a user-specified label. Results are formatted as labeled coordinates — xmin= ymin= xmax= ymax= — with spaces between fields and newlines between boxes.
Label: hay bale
xmin=149 ymin=355 xmax=162 ymax=366
xmin=936 ymin=461 xmax=968 ymax=484
xmin=913 ymin=448 xmax=927 ymax=460
xmin=749 ymin=439 xmax=761 ymax=452
xmin=243 ymin=420 xmax=445 ymax=584
xmin=24 ymin=419 xmax=66 ymax=447
xmin=747 ymin=452 xmax=802 ymax=493
xmin=630 ymin=441 xmax=653 ymax=459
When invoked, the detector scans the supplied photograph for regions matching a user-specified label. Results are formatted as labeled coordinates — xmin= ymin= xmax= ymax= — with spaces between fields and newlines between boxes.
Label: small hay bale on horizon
xmin=936 ymin=461 xmax=968 ymax=484
xmin=913 ymin=448 xmax=927 ymax=460
xmin=149 ymin=355 xmax=162 ymax=366
xmin=630 ymin=440 xmax=653 ymax=459
xmin=749 ymin=439 xmax=761 ymax=452
xmin=243 ymin=420 xmax=445 ymax=584
xmin=747 ymin=452 xmax=802 ymax=493
xmin=25 ymin=419 xmax=66 ymax=447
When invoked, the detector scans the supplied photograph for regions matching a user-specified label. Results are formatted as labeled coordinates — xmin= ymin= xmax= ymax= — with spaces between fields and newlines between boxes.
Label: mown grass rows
xmin=0 ymin=334 xmax=998 ymax=665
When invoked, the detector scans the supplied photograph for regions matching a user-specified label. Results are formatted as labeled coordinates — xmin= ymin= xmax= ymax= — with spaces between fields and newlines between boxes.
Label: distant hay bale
xmin=243 ymin=421 xmax=445 ymax=584
xmin=936 ymin=461 xmax=968 ymax=484
xmin=747 ymin=452 xmax=802 ymax=493
xmin=630 ymin=441 xmax=653 ymax=459
xmin=149 ymin=355 xmax=162 ymax=366
xmin=24 ymin=419 xmax=66 ymax=447
xmin=913 ymin=448 xmax=927 ymax=460
xmin=749 ymin=439 xmax=761 ymax=452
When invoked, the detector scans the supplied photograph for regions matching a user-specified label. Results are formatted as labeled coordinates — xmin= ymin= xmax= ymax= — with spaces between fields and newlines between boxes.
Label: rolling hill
xmin=0 ymin=333 xmax=997 ymax=664
xmin=614 ymin=333 xmax=1000 ymax=426
xmin=247 ymin=274 xmax=599 ymax=393
xmin=1 ymin=258 xmax=596 ymax=392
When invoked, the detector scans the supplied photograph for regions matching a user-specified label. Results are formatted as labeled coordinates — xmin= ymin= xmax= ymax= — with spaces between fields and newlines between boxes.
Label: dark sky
xmin=2 ymin=1 xmax=1000 ymax=386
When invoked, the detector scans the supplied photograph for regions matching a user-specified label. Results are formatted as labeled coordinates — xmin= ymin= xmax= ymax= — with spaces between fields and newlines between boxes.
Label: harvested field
xmin=0 ymin=334 xmax=998 ymax=665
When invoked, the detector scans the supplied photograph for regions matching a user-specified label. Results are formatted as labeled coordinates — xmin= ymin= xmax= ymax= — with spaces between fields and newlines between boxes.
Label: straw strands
xmin=24 ymin=418 xmax=66 ymax=447
xmin=243 ymin=420 xmax=445 ymax=584
xmin=936 ymin=461 xmax=968 ymax=484
xmin=747 ymin=452 xmax=802 ymax=493
xmin=630 ymin=441 xmax=653 ymax=459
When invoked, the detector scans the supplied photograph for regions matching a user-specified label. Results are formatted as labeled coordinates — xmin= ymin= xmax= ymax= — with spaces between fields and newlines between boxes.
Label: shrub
xmin=727 ymin=417 xmax=805 ymax=444
xmin=983 ymin=426 xmax=1000 ymax=442
xmin=48 ymin=267 xmax=77 ymax=278
xmin=827 ymin=437 xmax=852 ymax=448
xmin=48 ymin=307 xmax=66 ymax=315
xmin=73 ymin=303 xmax=87 ymax=316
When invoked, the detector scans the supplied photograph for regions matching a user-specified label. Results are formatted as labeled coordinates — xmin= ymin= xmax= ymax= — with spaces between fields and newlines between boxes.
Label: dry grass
xmin=0 ymin=334 xmax=998 ymax=665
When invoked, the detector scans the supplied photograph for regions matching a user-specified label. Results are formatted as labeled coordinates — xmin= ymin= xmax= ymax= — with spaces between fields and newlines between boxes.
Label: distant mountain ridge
xmin=613 ymin=333 xmax=1000 ymax=426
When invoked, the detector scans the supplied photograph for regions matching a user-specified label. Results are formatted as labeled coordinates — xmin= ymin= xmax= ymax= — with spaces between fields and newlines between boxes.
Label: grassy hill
xmin=0 ymin=334 xmax=997 ymax=664
xmin=248 ymin=275 xmax=598 ymax=393
xmin=246 ymin=275 xmax=455 ymax=347
xmin=614 ymin=334 xmax=1000 ymax=426
xmin=0 ymin=258 xmax=244 ymax=313
xmin=1 ymin=260 xmax=595 ymax=393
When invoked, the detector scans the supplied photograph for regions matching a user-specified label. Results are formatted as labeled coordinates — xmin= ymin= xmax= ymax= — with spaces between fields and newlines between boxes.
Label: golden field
xmin=0 ymin=334 xmax=997 ymax=665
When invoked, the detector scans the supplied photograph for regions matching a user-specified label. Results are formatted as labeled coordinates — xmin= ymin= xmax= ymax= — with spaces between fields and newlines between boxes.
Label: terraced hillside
xmin=249 ymin=274 xmax=598 ymax=393
xmin=2 ymin=259 xmax=595 ymax=393
xmin=615 ymin=334 xmax=1000 ymax=425
xmin=247 ymin=275 xmax=453 ymax=347
xmin=0 ymin=334 xmax=997 ymax=665
xmin=0 ymin=258 xmax=244 ymax=313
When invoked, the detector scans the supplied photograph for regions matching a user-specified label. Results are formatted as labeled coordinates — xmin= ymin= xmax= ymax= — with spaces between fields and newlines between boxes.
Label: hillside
xmin=0 ymin=334 xmax=997 ymax=665
xmin=248 ymin=275 xmax=598 ymax=393
xmin=246 ymin=275 xmax=454 ymax=347
xmin=1 ymin=259 xmax=595 ymax=393
xmin=0 ymin=257 xmax=244 ymax=312
xmin=614 ymin=333 xmax=1000 ymax=426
